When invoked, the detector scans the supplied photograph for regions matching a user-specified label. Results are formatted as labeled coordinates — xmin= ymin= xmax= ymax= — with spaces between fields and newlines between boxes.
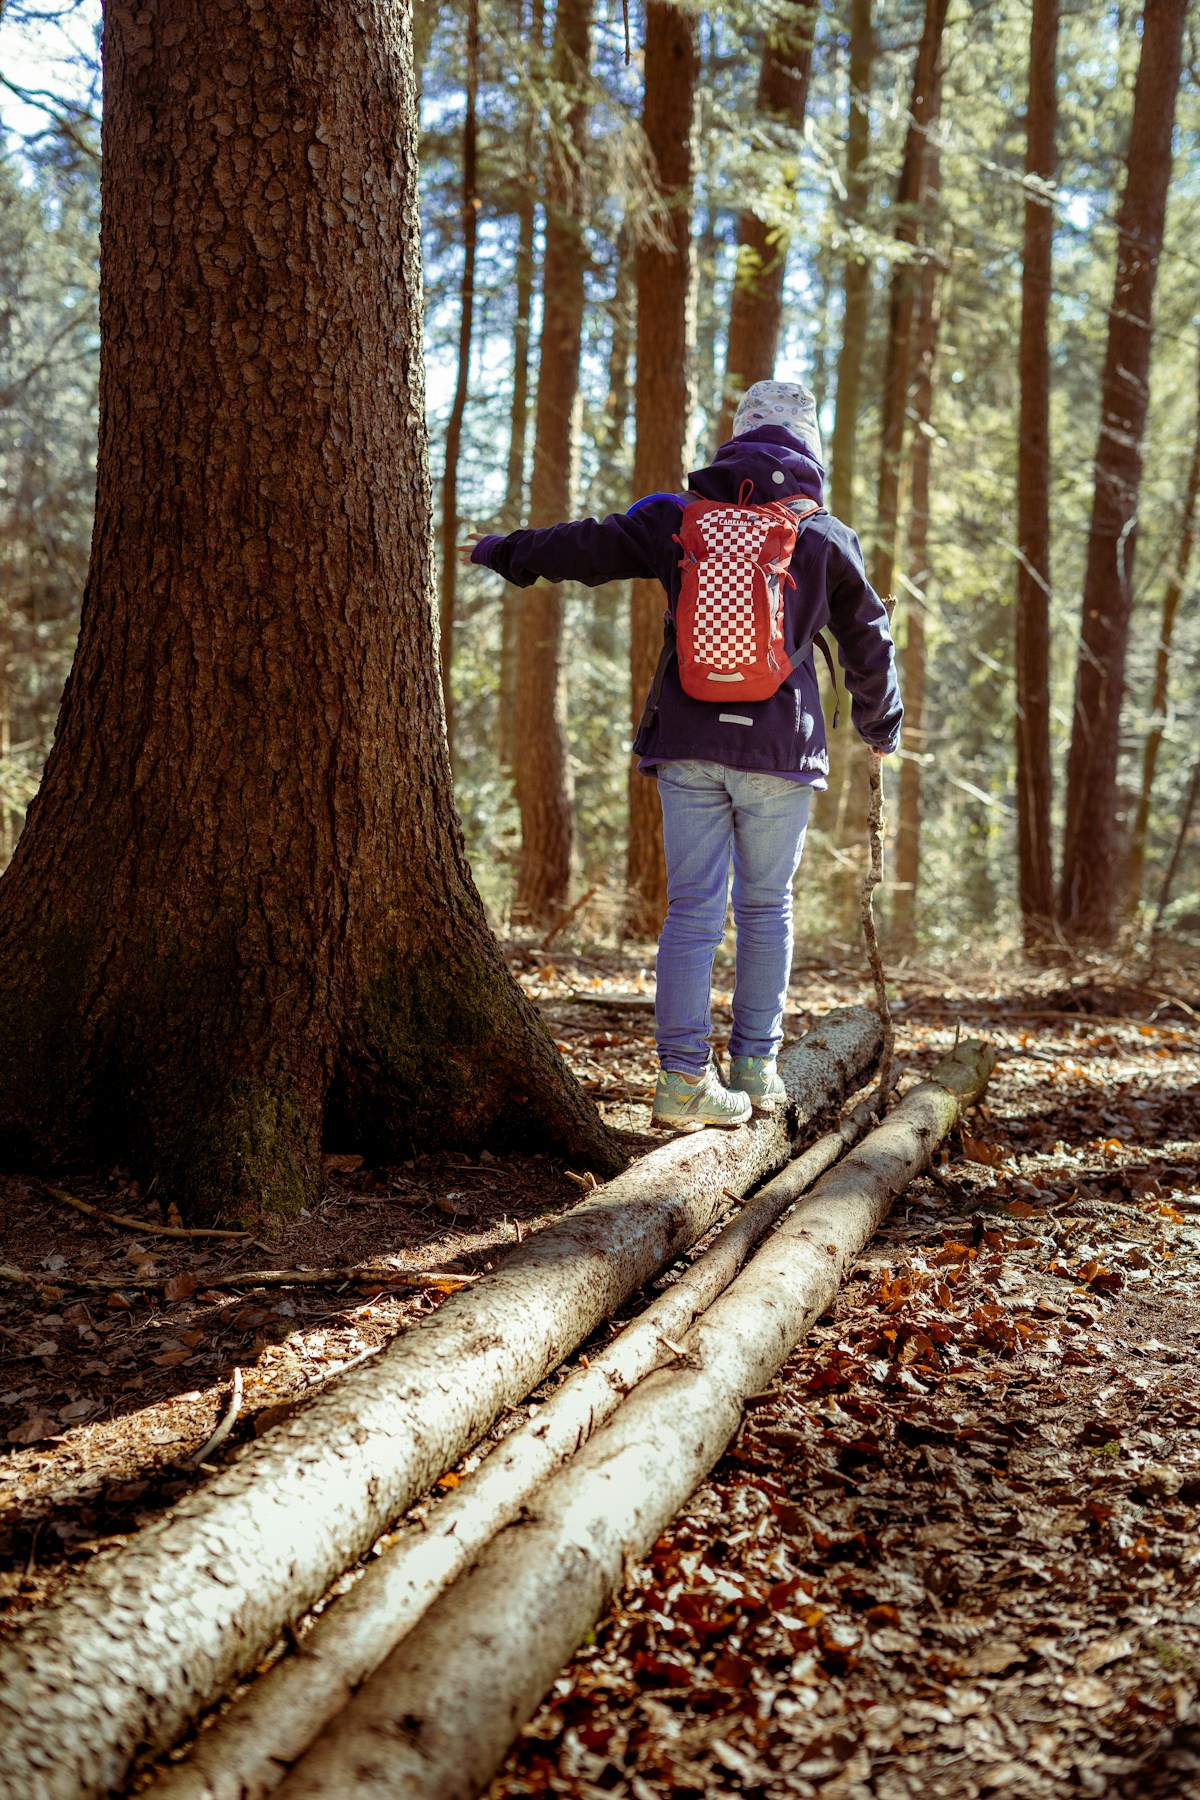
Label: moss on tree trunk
xmin=0 ymin=0 xmax=621 ymax=1222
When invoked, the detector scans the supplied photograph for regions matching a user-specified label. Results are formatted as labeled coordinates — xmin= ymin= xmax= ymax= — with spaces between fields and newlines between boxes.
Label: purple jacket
xmin=471 ymin=425 xmax=903 ymax=781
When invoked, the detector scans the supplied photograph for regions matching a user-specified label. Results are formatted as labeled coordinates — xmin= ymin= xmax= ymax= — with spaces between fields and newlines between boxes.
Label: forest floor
xmin=1 ymin=943 xmax=1198 ymax=1797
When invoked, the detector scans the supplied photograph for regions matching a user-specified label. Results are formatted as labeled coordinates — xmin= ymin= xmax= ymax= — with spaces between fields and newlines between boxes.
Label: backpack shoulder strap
xmin=781 ymin=507 xmax=842 ymax=726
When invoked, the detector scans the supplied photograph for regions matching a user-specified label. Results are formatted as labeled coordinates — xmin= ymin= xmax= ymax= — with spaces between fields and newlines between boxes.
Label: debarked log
xmin=276 ymin=1042 xmax=993 ymax=1800
xmin=148 ymin=1102 xmax=874 ymax=1800
xmin=0 ymin=1007 xmax=881 ymax=1800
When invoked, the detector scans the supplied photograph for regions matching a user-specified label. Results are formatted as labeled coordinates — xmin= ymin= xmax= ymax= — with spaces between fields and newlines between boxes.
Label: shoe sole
xmin=650 ymin=1111 xmax=749 ymax=1132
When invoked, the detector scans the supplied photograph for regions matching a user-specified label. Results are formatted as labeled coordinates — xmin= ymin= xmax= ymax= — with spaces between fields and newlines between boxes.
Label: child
xmin=463 ymin=380 xmax=902 ymax=1131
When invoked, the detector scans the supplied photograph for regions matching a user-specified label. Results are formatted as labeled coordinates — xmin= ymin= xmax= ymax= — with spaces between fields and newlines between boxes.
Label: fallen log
xmin=276 ymin=1042 xmax=993 ymax=1800
xmin=148 ymin=1102 xmax=873 ymax=1800
xmin=0 ymin=1006 xmax=880 ymax=1800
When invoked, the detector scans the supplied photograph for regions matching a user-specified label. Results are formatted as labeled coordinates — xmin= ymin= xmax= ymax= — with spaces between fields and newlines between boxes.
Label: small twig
xmin=540 ymin=885 xmax=598 ymax=951
xmin=861 ymin=754 xmax=896 ymax=1113
xmin=0 ymin=1262 xmax=478 ymax=1294
xmin=190 ymin=1368 xmax=243 ymax=1467
xmin=49 ymin=1188 xmax=249 ymax=1241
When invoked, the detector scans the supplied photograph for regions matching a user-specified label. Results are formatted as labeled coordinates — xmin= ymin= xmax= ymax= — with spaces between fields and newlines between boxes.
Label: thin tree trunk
xmin=1014 ymin=0 xmax=1058 ymax=948
xmin=832 ymin=0 xmax=944 ymax=933
xmin=626 ymin=2 xmax=699 ymax=940
xmin=438 ymin=0 xmax=480 ymax=757
xmin=1125 ymin=345 xmax=1200 ymax=910
xmin=1150 ymin=756 xmax=1200 ymax=936
xmin=597 ymin=221 xmax=634 ymax=484
xmin=715 ymin=0 xmax=818 ymax=444
xmin=828 ymin=0 xmax=874 ymax=528
xmin=498 ymin=0 xmax=544 ymax=781
xmin=891 ymin=165 xmax=942 ymax=950
xmin=870 ymin=0 xmax=948 ymax=606
xmin=820 ymin=0 xmax=874 ymax=859
xmin=0 ymin=1009 xmax=881 ymax=1800
xmin=1058 ymin=0 xmax=1188 ymax=943
xmin=513 ymin=0 xmax=593 ymax=927
xmin=0 ymin=0 xmax=616 ymax=1219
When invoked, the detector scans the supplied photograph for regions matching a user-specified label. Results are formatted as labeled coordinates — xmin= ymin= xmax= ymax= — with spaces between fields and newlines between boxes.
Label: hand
xmin=457 ymin=531 xmax=484 ymax=565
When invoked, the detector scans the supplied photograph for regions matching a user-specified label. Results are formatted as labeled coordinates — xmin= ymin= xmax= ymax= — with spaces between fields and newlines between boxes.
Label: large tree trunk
xmin=0 ymin=1009 xmax=881 ymax=1800
xmin=1014 ymin=0 xmax=1058 ymax=949
xmin=438 ymin=0 xmax=480 ymax=758
xmin=1125 ymin=344 xmax=1200 ymax=912
xmin=828 ymin=0 xmax=874 ymax=528
xmin=715 ymin=0 xmax=818 ymax=445
xmin=0 ymin=0 xmax=616 ymax=1219
xmin=498 ymin=3 xmax=543 ymax=782
xmin=1058 ymin=0 xmax=1188 ymax=943
xmin=625 ymin=2 xmax=699 ymax=940
xmin=891 ymin=161 xmax=942 ymax=951
xmin=512 ymin=0 xmax=593 ymax=927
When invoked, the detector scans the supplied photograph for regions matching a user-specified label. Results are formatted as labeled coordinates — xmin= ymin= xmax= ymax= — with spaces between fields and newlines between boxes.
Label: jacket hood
xmin=687 ymin=424 xmax=826 ymax=509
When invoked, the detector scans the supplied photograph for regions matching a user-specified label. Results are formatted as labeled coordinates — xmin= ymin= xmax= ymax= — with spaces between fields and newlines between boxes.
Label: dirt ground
xmin=1 ymin=943 xmax=1198 ymax=1798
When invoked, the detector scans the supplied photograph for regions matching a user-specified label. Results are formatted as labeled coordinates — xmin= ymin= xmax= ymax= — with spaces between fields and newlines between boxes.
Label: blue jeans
xmin=655 ymin=761 xmax=812 ymax=1075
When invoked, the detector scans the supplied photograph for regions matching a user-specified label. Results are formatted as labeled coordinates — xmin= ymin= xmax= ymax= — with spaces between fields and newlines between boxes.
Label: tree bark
xmin=0 ymin=0 xmax=616 ymax=1221
xmin=513 ymin=0 xmax=593 ymax=927
xmin=831 ymin=0 xmax=944 ymax=932
xmin=1014 ymin=0 xmax=1058 ymax=948
xmin=1125 ymin=345 xmax=1200 ymax=911
xmin=891 ymin=165 xmax=942 ymax=950
xmin=1150 ymin=756 xmax=1200 ymax=936
xmin=147 ymin=1106 xmax=871 ymax=1800
xmin=438 ymin=0 xmax=480 ymax=758
xmin=715 ymin=0 xmax=818 ymax=445
xmin=597 ymin=220 xmax=635 ymax=485
xmin=1058 ymin=0 xmax=1188 ymax=943
xmin=626 ymin=2 xmax=699 ymax=940
xmin=498 ymin=0 xmax=544 ymax=780
xmin=0 ymin=1007 xmax=881 ymax=1800
xmin=275 ymin=1043 xmax=995 ymax=1800
xmin=870 ymin=0 xmax=948 ymax=607
xmin=828 ymin=0 xmax=874 ymax=529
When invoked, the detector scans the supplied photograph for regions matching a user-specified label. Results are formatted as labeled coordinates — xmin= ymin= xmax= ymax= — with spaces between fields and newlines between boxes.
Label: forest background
xmin=1 ymin=0 xmax=1197 ymax=959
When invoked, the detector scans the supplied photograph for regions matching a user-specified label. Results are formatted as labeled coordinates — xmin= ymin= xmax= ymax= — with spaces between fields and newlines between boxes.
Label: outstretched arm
xmin=460 ymin=499 xmax=681 ymax=590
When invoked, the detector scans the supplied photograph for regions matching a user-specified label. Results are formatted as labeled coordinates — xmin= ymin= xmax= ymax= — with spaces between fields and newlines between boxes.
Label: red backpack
xmin=639 ymin=481 xmax=837 ymax=730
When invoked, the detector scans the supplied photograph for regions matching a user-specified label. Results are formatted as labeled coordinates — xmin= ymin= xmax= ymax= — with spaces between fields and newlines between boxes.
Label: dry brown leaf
xmin=963 ymin=1639 xmax=1026 ymax=1676
xmin=1078 ymin=1633 xmax=1137 ymax=1674
xmin=1062 ymin=1673 xmax=1117 ymax=1708
xmin=163 ymin=1270 xmax=199 ymax=1302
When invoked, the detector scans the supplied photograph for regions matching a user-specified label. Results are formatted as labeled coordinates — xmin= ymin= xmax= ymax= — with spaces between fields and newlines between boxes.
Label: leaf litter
xmin=0 ymin=944 xmax=1197 ymax=1799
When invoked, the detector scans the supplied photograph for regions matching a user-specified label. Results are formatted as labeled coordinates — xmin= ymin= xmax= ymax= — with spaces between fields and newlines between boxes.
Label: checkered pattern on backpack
xmin=692 ymin=507 xmax=770 ymax=670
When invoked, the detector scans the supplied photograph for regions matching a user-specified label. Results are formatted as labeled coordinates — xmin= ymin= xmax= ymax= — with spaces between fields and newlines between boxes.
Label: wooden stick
xmin=190 ymin=1369 xmax=243 ymax=1468
xmin=539 ymin=885 xmax=597 ymax=951
xmin=861 ymin=754 xmax=897 ymax=1111
xmin=49 ymin=1188 xmax=249 ymax=1240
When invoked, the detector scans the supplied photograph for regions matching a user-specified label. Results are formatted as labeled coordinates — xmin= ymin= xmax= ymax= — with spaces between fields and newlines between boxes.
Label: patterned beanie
xmin=731 ymin=379 xmax=823 ymax=463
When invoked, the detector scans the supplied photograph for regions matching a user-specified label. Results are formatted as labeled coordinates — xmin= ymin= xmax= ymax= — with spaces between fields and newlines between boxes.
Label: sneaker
xmin=651 ymin=1065 xmax=753 ymax=1132
xmin=728 ymin=1054 xmax=788 ymax=1112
